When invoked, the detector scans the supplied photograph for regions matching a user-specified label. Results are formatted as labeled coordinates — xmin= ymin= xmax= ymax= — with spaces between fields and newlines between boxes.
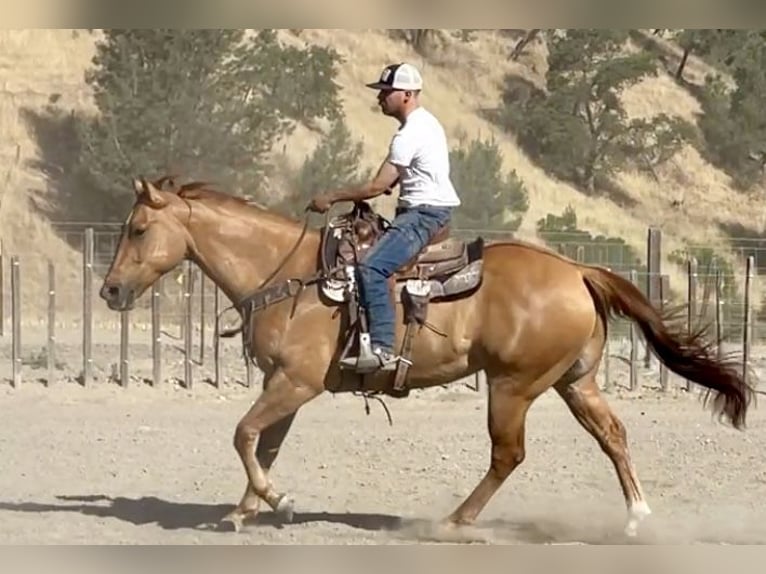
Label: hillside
xmin=0 ymin=29 xmax=98 ymax=318
xmin=2 ymin=29 xmax=764 ymax=321
xmin=272 ymin=29 xmax=766 ymax=298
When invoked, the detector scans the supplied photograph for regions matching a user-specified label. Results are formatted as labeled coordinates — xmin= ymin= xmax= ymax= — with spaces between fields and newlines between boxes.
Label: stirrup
xmin=339 ymin=333 xmax=408 ymax=373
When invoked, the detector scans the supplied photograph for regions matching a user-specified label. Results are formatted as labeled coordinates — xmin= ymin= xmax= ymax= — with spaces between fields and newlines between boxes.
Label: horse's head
xmin=100 ymin=177 xmax=190 ymax=311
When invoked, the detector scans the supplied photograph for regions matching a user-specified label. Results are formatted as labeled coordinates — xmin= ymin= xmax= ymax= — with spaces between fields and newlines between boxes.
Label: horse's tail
xmin=581 ymin=265 xmax=754 ymax=430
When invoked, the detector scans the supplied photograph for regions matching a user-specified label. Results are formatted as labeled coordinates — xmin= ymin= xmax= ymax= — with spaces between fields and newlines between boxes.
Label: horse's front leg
xmin=220 ymin=411 xmax=298 ymax=531
xmin=221 ymin=368 xmax=320 ymax=531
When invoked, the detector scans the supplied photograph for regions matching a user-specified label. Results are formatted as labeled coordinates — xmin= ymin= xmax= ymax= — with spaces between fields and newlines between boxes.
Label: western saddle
xmin=320 ymin=201 xmax=484 ymax=396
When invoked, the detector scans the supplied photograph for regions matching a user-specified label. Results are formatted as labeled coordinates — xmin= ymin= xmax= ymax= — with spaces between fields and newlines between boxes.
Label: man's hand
xmin=306 ymin=192 xmax=335 ymax=213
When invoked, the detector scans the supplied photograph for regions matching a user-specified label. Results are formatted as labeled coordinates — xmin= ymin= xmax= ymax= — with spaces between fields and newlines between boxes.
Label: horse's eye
xmin=131 ymin=227 xmax=146 ymax=238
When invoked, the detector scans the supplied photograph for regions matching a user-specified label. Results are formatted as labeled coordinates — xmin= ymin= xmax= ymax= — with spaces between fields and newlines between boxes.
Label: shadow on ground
xmin=3 ymin=494 xmax=760 ymax=544
xmin=0 ymin=494 xmax=633 ymax=544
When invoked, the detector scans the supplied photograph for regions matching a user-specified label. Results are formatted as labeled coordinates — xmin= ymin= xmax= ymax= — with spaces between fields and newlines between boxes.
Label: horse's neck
xmin=188 ymin=205 xmax=318 ymax=304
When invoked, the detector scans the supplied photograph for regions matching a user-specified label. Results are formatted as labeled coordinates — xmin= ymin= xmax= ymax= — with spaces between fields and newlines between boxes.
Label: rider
xmin=308 ymin=62 xmax=461 ymax=371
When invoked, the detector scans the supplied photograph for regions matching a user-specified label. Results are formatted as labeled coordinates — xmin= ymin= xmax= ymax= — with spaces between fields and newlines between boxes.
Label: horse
xmin=99 ymin=175 xmax=754 ymax=537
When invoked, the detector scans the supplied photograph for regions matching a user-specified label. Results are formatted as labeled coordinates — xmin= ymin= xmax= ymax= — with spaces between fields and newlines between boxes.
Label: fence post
xmin=47 ymin=260 xmax=56 ymax=386
xmin=629 ymin=269 xmax=639 ymax=391
xmin=214 ymin=285 xmax=221 ymax=388
xmin=685 ymin=256 xmax=698 ymax=392
xmin=199 ymin=273 xmax=206 ymax=365
xmin=743 ymin=255 xmax=754 ymax=385
xmin=183 ymin=260 xmax=193 ymax=389
xmin=82 ymin=227 xmax=94 ymax=386
xmin=0 ymin=239 xmax=4 ymax=337
xmin=659 ymin=275 xmax=670 ymax=391
xmin=120 ymin=309 xmax=129 ymax=387
xmin=645 ymin=228 xmax=662 ymax=368
xmin=11 ymin=255 xmax=20 ymax=388
xmin=152 ymin=279 xmax=162 ymax=386
xmin=699 ymin=257 xmax=714 ymax=326
xmin=714 ymin=264 xmax=723 ymax=360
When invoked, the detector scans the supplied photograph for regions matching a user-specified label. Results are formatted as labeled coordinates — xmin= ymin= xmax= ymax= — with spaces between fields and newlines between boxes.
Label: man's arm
xmin=325 ymin=159 xmax=400 ymax=203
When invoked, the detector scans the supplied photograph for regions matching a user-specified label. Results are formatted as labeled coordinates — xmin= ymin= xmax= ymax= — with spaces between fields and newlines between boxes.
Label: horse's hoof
xmin=275 ymin=494 xmax=295 ymax=523
xmin=219 ymin=508 xmax=258 ymax=533
xmin=414 ymin=516 xmax=487 ymax=543
xmin=217 ymin=515 xmax=243 ymax=533
xmin=623 ymin=523 xmax=638 ymax=538
xmin=623 ymin=501 xmax=651 ymax=538
xmin=443 ymin=514 xmax=472 ymax=529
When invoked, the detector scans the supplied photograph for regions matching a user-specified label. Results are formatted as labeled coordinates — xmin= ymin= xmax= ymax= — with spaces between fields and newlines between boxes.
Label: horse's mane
xmin=151 ymin=174 xmax=267 ymax=210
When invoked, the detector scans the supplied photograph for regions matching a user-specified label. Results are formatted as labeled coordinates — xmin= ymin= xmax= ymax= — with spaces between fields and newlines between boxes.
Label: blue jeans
xmin=357 ymin=205 xmax=453 ymax=351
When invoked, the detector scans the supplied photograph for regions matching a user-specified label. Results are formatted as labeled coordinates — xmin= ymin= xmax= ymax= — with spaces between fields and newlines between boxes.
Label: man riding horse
xmin=308 ymin=62 xmax=461 ymax=372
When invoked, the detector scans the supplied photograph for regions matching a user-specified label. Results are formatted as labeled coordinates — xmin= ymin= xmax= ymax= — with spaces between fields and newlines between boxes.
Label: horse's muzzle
xmin=99 ymin=282 xmax=135 ymax=311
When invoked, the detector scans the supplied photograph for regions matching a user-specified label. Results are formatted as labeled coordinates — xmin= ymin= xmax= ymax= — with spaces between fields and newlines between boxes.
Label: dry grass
xmin=275 ymin=29 xmax=643 ymax=241
xmin=0 ymin=30 xmax=100 ymax=318
xmin=630 ymin=29 xmax=735 ymax=89
xmin=274 ymin=29 xmax=766 ymax=304
xmin=1 ymin=28 xmax=764 ymax=320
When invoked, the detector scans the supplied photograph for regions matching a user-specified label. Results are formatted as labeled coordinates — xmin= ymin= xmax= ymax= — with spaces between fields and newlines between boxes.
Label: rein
xmin=251 ymin=212 xmax=313 ymax=294
xmin=215 ymin=192 xmax=397 ymax=342
xmin=214 ymin=210 xmax=333 ymax=348
xmin=208 ymin=198 xmax=399 ymax=425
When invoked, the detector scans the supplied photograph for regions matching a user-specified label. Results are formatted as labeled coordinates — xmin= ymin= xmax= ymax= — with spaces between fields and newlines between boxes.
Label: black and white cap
xmin=365 ymin=63 xmax=423 ymax=91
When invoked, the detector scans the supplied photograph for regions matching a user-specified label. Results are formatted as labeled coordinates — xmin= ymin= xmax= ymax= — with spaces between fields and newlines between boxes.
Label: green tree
xmin=389 ymin=29 xmax=439 ymax=55
xmin=449 ymin=135 xmax=529 ymax=232
xmin=537 ymin=205 xmax=647 ymax=339
xmin=693 ymin=33 xmax=766 ymax=189
xmin=510 ymin=29 xmax=541 ymax=60
xmin=536 ymin=205 xmax=644 ymax=273
xmin=503 ymin=29 xmax=691 ymax=194
xmin=278 ymin=118 xmax=372 ymax=217
xmin=621 ymin=113 xmax=696 ymax=181
xmin=76 ymin=29 xmax=343 ymax=211
xmin=662 ymin=29 xmax=751 ymax=80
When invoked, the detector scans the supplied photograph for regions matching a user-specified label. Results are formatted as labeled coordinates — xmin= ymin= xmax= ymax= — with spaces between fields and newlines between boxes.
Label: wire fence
xmin=1 ymin=222 xmax=763 ymax=393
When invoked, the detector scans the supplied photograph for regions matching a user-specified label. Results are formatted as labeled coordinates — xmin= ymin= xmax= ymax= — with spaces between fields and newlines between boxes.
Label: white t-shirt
xmin=386 ymin=107 xmax=461 ymax=208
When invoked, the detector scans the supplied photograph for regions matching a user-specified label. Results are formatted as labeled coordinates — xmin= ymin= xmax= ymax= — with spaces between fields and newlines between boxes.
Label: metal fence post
xmin=11 ymin=255 xmax=20 ymax=388
xmin=82 ymin=228 xmax=94 ymax=386
xmin=685 ymin=256 xmax=698 ymax=392
xmin=743 ymin=256 xmax=754 ymax=385
xmin=120 ymin=309 xmax=129 ymax=386
xmin=629 ymin=269 xmax=640 ymax=391
xmin=183 ymin=261 xmax=193 ymax=389
xmin=152 ymin=280 xmax=162 ymax=386
xmin=47 ymin=260 xmax=56 ymax=386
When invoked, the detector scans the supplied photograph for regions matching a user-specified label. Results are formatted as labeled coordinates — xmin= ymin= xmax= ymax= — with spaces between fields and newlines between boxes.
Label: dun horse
xmin=100 ymin=176 xmax=754 ymax=537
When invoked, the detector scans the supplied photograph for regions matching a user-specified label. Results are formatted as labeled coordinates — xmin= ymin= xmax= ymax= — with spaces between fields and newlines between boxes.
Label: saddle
xmin=319 ymin=201 xmax=485 ymax=396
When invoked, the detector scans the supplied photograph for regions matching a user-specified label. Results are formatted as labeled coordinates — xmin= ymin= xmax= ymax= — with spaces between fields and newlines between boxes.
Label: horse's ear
xmin=153 ymin=175 xmax=178 ymax=191
xmin=143 ymin=179 xmax=167 ymax=208
xmin=132 ymin=178 xmax=144 ymax=196
xmin=133 ymin=176 xmax=167 ymax=208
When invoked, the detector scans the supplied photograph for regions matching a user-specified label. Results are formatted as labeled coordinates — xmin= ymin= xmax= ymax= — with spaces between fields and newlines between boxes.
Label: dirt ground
xmin=1 ymin=325 xmax=766 ymax=545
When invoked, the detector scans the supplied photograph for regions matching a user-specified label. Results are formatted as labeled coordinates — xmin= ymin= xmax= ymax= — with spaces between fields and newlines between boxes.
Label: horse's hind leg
xmin=446 ymin=375 xmax=533 ymax=526
xmin=554 ymin=370 xmax=651 ymax=537
xmin=446 ymin=347 xmax=587 ymax=527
